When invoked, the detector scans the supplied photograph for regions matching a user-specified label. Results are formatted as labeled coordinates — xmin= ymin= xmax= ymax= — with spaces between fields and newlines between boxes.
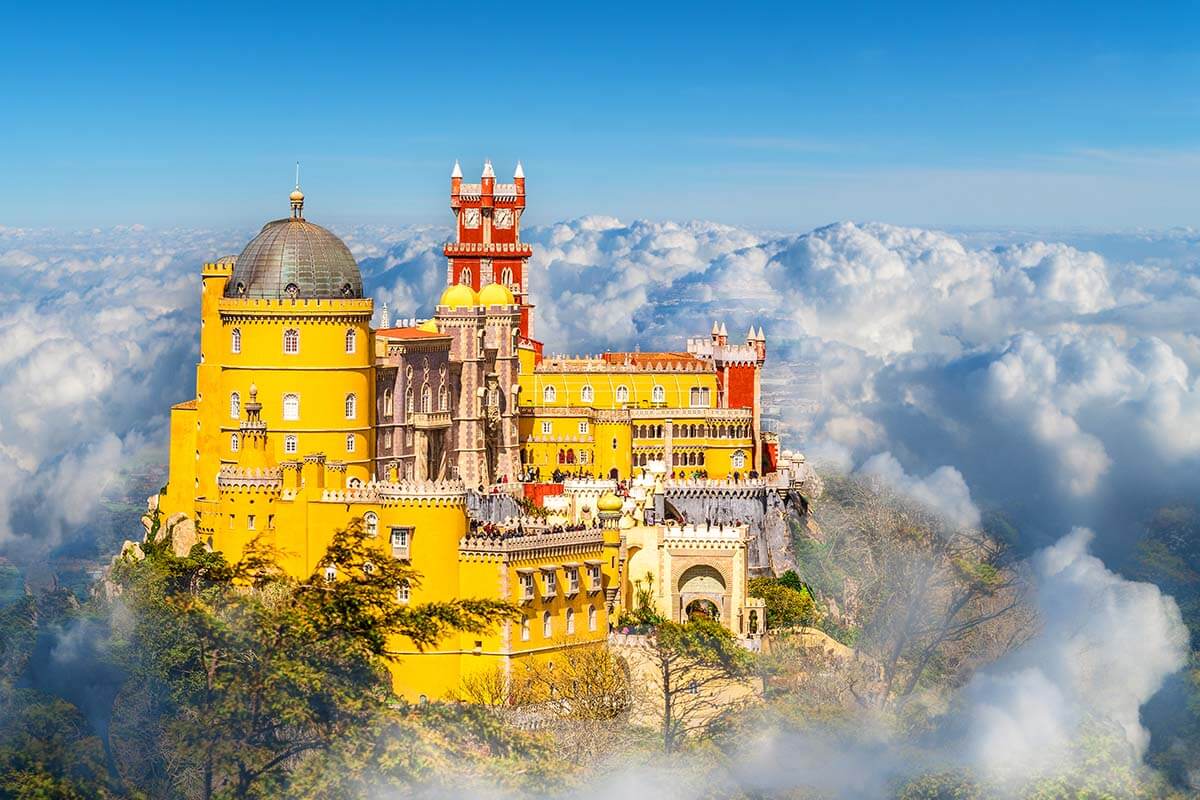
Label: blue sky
xmin=2 ymin=0 xmax=1198 ymax=229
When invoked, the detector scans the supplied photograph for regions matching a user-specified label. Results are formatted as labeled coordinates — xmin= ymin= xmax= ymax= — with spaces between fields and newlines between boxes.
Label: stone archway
xmin=677 ymin=564 xmax=727 ymax=624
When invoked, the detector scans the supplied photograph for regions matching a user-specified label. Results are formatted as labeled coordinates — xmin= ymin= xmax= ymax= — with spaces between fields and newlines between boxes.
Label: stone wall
xmin=663 ymin=486 xmax=806 ymax=576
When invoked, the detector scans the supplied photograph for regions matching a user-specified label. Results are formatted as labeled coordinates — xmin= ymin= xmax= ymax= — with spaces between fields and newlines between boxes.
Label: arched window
xmin=615 ymin=385 xmax=629 ymax=403
xmin=345 ymin=393 xmax=357 ymax=419
xmin=397 ymin=579 xmax=410 ymax=604
xmin=363 ymin=561 xmax=375 ymax=576
xmin=731 ymin=450 xmax=746 ymax=469
xmin=283 ymin=393 xmax=299 ymax=420
xmin=284 ymin=434 xmax=298 ymax=454
xmin=229 ymin=392 xmax=240 ymax=419
xmin=283 ymin=328 xmax=299 ymax=354
xmin=383 ymin=388 xmax=393 ymax=417
xmin=566 ymin=448 xmax=576 ymax=464
xmin=231 ymin=328 xmax=241 ymax=354
xmin=652 ymin=384 xmax=665 ymax=403
xmin=501 ymin=266 xmax=514 ymax=287
xmin=421 ymin=384 xmax=432 ymax=413
xmin=459 ymin=267 xmax=472 ymax=285
xmin=543 ymin=611 xmax=552 ymax=639
xmin=521 ymin=616 xmax=531 ymax=641
xmin=580 ymin=384 xmax=594 ymax=403
xmin=346 ymin=434 xmax=356 ymax=453
xmin=405 ymin=387 xmax=414 ymax=415
xmin=438 ymin=385 xmax=449 ymax=411
xmin=543 ymin=385 xmax=556 ymax=403
xmin=344 ymin=329 xmax=356 ymax=354
xmin=324 ymin=565 xmax=337 ymax=582
xmin=588 ymin=605 xmax=597 ymax=631
xmin=230 ymin=433 xmax=239 ymax=452
xmin=566 ymin=608 xmax=575 ymax=635
xmin=364 ymin=512 xmax=378 ymax=538
xmin=656 ymin=425 xmax=663 ymax=438
xmin=558 ymin=449 xmax=565 ymax=464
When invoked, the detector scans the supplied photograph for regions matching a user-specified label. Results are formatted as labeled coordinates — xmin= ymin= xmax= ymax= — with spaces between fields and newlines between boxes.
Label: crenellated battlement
xmin=217 ymin=464 xmax=283 ymax=490
xmin=458 ymin=527 xmax=605 ymax=560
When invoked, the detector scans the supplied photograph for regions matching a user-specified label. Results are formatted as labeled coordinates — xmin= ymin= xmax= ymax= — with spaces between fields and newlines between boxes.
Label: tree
xmin=747 ymin=576 xmax=818 ymax=630
xmin=521 ymin=642 xmax=631 ymax=721
xmin=638 ymin=619 xmax=756 ymax=753
xmin=804 ymin=476 xmax=1033 ymax=710
xmin=107 ymin=518 xmax=520 ymax=799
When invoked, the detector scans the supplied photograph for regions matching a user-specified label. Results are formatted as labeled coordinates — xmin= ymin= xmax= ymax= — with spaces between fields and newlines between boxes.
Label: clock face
xmin=494 ymin=208 xmax=514 ymax=229
xmin=463 ymin=208 xmax=481 ymax=228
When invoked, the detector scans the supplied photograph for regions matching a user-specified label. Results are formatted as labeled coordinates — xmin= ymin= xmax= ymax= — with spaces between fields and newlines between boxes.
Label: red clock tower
xmin=444 ymin=159 xmax=536 ymax=340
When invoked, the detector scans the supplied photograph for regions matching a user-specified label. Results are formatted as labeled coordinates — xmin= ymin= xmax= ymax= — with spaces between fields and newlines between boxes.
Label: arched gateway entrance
xmin=677 ymin=564 xmax=727 ymax=624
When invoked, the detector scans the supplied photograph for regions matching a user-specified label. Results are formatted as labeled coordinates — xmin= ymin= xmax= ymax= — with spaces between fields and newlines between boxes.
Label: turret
xmin=236 ymin=385 xmax=273 ymax=469
xmin=481 ymin=159 xmax=495 ymax=196
xmin=450 ymin=159 xmax=462 ymax=196
xmin=514 ymin=161 xmax=525 ymax=195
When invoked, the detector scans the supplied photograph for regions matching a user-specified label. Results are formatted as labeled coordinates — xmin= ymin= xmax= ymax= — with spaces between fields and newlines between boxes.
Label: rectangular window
xmin=577 ymin=421 xmax=589 ymax=435
xmin=587 ymin=564 xmax=602 ymax=592
xmin=284 ymin=435 xmax=298 ymax=454
xmin=521 ymin=616 xmax=530 ymax=641
xmin=566 ymin=567 xmax=580 ymax=595
xmin=390 ymin=527 xmax=412 ymax=559
xmin=541 ymin=421 xmax=551 ymax=435
xmin=346 ymin=434 xmax=356 ymax=453
xmin=519 ymin=573 xmax=535 ymax=601
xmin=247 ymin=514 xmax=256 ymax=530
xmin=542 ymin=569 xmax=557 ymax=598
xmin=579 ymin=451 xmax=589 ymax=465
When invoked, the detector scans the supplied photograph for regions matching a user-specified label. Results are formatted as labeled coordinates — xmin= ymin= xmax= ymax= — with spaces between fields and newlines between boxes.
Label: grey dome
xmin=225 ymin=217 xmax=363 ymax=300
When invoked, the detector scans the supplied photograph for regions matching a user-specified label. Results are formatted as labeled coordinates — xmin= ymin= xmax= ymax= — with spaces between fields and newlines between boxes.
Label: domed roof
xmin=597 ymin=492 xmax=624 ymax=512
xmin=439 ymin=283 xmax=479 ymax=308
xmin=225 ymin=192 xmax=362 ymax=300
xmin=478 ymin=282 xmax=515 ymax=306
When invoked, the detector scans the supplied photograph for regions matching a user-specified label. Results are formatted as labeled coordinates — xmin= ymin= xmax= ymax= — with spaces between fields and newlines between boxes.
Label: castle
xmin=158 ymin=162 xmax=817 ymax=700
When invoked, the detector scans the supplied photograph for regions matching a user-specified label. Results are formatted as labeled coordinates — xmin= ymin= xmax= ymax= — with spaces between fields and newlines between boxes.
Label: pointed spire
xmin=757 ymin=326 xmax=766 ymax=341
xmin=719 ymin=322 xmax=728 ymax=336
xmin=451 ymin=160 xmax=462 ymax=178
xmin=747 ymin=325 xmax=756 ymax=342
xmin=289 ymin=162 xmax=304 ymax=219
xmin=514 ymin=161 xmax=525 ymax=179
xmin=712 ymin=320 xmax=720 ymax=335
xmin=380 ymin=302 xmax=391 ymax=328
xmin=482 ymin=159 xmax=495 ymax=178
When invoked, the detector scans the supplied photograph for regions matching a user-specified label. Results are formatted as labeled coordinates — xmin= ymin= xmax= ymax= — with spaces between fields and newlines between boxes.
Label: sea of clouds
xmin=3 ymin=214 xmax=1198 ymax=792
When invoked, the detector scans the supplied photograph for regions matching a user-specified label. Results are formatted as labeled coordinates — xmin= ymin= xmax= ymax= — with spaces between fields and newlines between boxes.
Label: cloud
xmin=962 ymin=527 xmax=1189 ymax=779
xmin=856 ymin=452 xmax=981 ymax=529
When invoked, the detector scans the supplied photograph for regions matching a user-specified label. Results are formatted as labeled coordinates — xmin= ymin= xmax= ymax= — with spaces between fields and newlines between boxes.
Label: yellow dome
xmin=417 ymin=318 xmax=439 ymax=333
xmin=597 ymin=492 xmax=623 ymax=512
xmin=478 ymin=282 xmax=515 ymax=306
xmin=439 ymin=283 xmax=478 ymax=308
xmin=289 ymin=188 xmax=305 ymax=202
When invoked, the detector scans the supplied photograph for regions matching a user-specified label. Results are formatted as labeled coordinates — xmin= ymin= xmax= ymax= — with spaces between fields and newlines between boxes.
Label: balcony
xmin=410 ymin=411 xmax=451 ymax=429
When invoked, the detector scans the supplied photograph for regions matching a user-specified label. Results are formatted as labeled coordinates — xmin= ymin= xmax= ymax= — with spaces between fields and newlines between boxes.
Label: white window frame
xmin=543 ymin=385 xmax=557 ymax=403
xmin=731 ymin=450 xmax=746 ymax=469
xmin=324 ymin=565 xmax=337 ymax=582
xmin=543 ymin=610 xmax=552 ymax=639
xmin=541 ymin=421 xmax=551 ymax=435
xmin=364 ymin=512 xmax=378 ymax=538
xmin=519 ymin=573 xmax=535 ymax=601
xmin=283 ymin=393 xmax=300 ymax=421
xmin=615 ymin=385 xmax=629 ymax=403
xmin=542 ymin=569 xmax=557 ymax=598
xmin=231 ymin=327 xmax=241 ymax=354
xmin=346 ymin=434 xmax=356 ymax=453
xmin=577 ymin=421 xmax=589 ymax=435
xmin=652 ymin=384 xmax=666 ymax=404
xmin=230 ymin=392 xmax=240 ymax=419
xmin=345 ymin=328 xmax=356 ymax=354
xmin=397 ymin=579 xmax=410 ymax=603
xmin=284 ymin=434 xmax=298 ymax=454
xmin=230 ymin=433 xmax=239 ymax=452
xmin=589 ymin=605 xmax=598 ymax=631
xmin=283 ymin=328 xmax=299 ymax=354
xmin=345 ymin=393 xmax=357 ymax=419
xmin=521 ymin=616 xmax=531 ymax=641
xmin=580 ymin=384 xmax=594 ymax=403
xmin=566 ymin=607 xmax=575 ymax=635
